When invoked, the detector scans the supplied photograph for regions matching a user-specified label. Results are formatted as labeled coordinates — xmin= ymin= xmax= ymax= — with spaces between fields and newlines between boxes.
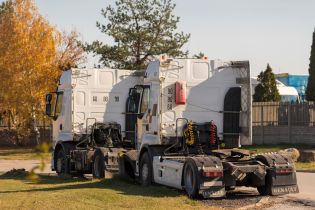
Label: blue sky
xmin=18 ymin=1 xmax=315 ymax=75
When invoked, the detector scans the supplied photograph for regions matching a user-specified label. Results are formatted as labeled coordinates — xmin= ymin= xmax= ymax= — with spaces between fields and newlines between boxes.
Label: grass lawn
xmin=242 ymin=144 xmax=315 ymax=171
xmin=0 ymin=145 xmax=313 ymax=209
xmin=0 ymin=148 xmax=50 ymax=160
xmin=0 ymin=173 xmax=213 ymax=210
xmin=294 ymin=162 xmax=315 ymax=170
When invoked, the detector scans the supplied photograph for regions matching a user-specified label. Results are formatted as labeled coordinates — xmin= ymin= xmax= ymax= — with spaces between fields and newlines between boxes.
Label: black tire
xmin=119 ymin=159 xmax=135 ymax=180
xmin=118 ymin=155 xmax=127 ymax=178
xmin=92 ymin=150 xmax=105 ymax=179
xmin=183 ymin=159 xmax=199 ymax=198
xmin=139 ymin=152 xmax=152 ymax=186
xmin=56 ymin=149 xmax=67 ymax=175
xmin=257 ymin=172 xmax=272 ymax=195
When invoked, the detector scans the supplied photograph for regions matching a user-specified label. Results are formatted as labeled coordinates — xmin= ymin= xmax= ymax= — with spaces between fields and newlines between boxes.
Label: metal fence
xmin=0 ymin=116 xmax=52 ymax=146
xmin=252 ymin=102 xmax=315 ymax=145
xmin=253 ymin=102 xmax=315 ymax=126
xmin=1 ymin=102 xmax=314 ymax=146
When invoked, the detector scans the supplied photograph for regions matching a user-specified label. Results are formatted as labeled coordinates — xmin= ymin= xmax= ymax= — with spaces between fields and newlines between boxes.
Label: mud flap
xmin=200 ymin=186 xmax=226 ymax=198
xmin=270 ymin=169 xmax=299 ymax=195
xmin=189 ymin=156 xmax=226 ymax=198
xmin=256 ymin=153 xmax=299 ymax=195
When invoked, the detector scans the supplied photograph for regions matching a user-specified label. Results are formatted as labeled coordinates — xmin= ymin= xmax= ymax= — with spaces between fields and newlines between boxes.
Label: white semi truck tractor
xmin=45 ymin=58 xmax=298 ymax=198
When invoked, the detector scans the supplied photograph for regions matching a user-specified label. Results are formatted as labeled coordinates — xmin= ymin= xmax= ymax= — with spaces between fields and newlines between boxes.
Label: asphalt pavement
xmin=0 ymin=159 xmax=53 ymax=174
xmin=293 ymin=172 xmax=315 ymax=201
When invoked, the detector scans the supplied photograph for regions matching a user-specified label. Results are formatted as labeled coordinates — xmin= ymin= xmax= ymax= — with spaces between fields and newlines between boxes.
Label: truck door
xmin=52 ymin=91 xmax=63 ymax=143
xmin=124 ymin=85 xmax=151 ymax=147
xmin=52 ymin=90 xmax=72 ymax=143
xmin=125 ymin=87 xmax=141 ymax=146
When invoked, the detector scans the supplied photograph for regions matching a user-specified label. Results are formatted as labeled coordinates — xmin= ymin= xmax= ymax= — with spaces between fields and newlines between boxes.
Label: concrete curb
xmin=237 ymin=196 xmax=270 ymax=210
xmin=296 ymin=170 xmax=315 ymax=173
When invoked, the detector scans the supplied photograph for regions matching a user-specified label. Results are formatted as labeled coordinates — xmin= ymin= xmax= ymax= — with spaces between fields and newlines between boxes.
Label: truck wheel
xmin=92 ymin=150 xmax=105 ymax=179
xmin=56 ymin=149 xmax=67 ymax=175
xmin=257 ymin=172 xmax=272 ymax=195
xmin=183 ymin=160 xmax=199 ymax=198
xmin=139 ymin=152 xmax=152 ymax=186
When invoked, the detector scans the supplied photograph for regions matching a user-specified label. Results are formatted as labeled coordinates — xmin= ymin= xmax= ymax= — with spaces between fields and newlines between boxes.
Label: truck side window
xmin=127 ymin=98 xmax=136 ymax=113
xmin=54 ymin=92 xmax=63 ymax=119
xmin=140 ymin=88 xmax=150 ymax=114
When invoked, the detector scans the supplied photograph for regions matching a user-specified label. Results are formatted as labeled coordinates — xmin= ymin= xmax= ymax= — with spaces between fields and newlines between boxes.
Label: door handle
xmin=59 ymin=124 xmax=63 ymax=130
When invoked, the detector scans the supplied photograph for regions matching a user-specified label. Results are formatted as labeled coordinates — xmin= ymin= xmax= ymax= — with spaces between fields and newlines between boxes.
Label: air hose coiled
xmin=210 ymin=121 xmax=217 ymax=145
xmin=185 ymin=121 xmax=195 ymax=146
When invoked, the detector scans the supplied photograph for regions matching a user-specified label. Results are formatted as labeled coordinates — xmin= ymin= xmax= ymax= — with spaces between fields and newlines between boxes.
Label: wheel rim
xmin=185 ymin=166 xmax=194 ymax=194
xmin=94 ymin=155 xmax=101 ymax=177
xmin=141 ymin=163 xmax=149 ymax=182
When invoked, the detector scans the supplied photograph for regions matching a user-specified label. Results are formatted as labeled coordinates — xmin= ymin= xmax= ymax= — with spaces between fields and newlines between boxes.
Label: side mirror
xmin=45 ymin=93 xmax=52 ymax=116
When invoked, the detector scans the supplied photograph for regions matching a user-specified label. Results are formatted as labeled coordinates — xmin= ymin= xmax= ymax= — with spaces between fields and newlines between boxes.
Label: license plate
xmin=203 ymin=181 xmax=223 ymax=187
xmin=271 ymin=185 xmax=299 ymax=195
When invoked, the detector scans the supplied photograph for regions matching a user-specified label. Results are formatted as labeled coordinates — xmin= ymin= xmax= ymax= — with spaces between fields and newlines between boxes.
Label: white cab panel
xmin=143 ymin=59 xmax=251 ymax=146
xmin=153 ymin=156 xmax=184 ymax=189
xmin=52 ymin=68 xmax=141 ymax=144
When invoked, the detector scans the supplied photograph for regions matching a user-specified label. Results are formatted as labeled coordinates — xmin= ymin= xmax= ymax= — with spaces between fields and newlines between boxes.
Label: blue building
xmin=275 ymin=73 xmax=309 ymax=101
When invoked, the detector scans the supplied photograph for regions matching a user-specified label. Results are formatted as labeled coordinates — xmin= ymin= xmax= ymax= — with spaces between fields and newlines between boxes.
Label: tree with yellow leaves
xmin=56 ymin=30 xmax=87 ymax=71
xmin=0 ymin=0 xmax=86 ymax=145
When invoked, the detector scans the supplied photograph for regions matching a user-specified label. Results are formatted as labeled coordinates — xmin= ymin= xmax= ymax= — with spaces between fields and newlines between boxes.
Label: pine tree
xmin=306 ymin=29 xmax=315 ymax=101
xmin=253 ymin=64 xmax=281 ymax=102
xmin=192 ymin=52 xmax=205 ymax=59
xmin=85 ymin=0 xmax=190 ymax=70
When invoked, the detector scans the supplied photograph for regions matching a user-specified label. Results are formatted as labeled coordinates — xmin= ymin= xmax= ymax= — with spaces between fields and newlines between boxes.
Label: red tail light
xmin=276 ymin=168 xmax=293 ymax=174
xmin=175 ymin=81 xmax=186 ymax=105
xmin=203 ymin=171 xmax=223 ymax=177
